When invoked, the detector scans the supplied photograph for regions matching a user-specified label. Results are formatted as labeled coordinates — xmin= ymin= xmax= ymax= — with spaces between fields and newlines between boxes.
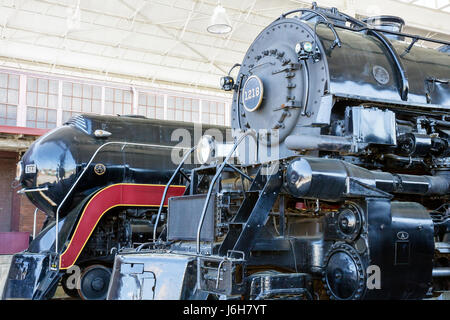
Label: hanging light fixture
xmin=207 ymin=1 xmax=232 ymax=34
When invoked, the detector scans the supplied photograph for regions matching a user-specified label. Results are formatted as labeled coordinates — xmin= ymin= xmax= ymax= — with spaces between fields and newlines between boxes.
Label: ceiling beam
xmin=118 ymin=0 xmax=227 ymax=74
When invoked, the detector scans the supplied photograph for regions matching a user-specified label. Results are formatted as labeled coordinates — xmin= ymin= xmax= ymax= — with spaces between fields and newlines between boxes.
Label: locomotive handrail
xmin=283 ymin=5 xmax=450 ymax=47
xmin=53 ymin=141 xmax=191 ymax=264
xmin=195 ymin=130 xmax=254 ymax=290
xmin=333 ymin=11 xmax=410 ymax=101
xmin=279 ymin=8 xmax=342 ymax=50
xmin=152 ymin=145 xmax=197 ymax=243
xmin=17 ymin=186 xmax=49 ymax=194
xmin=195 ymin=130 xmax=254 ymax=254
xmin=335 ymin=23 xmax=450 ymax=47
xmin=280 ymin=5 xmax=449 ymax=102
xmin=33 ymin=208 xmax=39 ymax=239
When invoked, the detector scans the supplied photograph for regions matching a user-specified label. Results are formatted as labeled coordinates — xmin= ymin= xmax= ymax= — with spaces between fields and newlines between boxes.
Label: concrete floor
xmin=0 ymin=255 xmax=13 ymax=298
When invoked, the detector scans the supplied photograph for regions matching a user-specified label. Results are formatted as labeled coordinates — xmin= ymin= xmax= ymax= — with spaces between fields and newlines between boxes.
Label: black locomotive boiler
xmin=106 ymin=4 xmax=450 ymax=300
xmin=2 ymin=114 xmax=229 ymax=300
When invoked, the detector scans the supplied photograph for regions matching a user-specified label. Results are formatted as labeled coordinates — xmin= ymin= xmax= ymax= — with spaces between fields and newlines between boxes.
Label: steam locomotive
xmin=2 ymin=114 xmax=229 ymax=300
xmin=105 ymin=4 xmax=450 ymax=300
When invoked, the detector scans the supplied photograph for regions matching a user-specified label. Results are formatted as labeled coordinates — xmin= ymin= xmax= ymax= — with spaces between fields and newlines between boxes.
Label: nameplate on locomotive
xmin=242 ymin=75 xmax=264 ymax=112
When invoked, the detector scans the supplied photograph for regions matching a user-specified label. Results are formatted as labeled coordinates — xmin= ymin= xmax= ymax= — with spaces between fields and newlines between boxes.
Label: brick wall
xmin=0 ymin=151 xmax=18 ymax=232
xmin=0 ymin=151 xmax=44 ymax=235
xmin=19 ymin=195 xmax=45 ymax=235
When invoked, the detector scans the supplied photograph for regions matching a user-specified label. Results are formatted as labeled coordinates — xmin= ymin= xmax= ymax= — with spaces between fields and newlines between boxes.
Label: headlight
xmin=197 ymin=135 xmax=216 ymax=165
xmin=15 ymin=161 xmax=22 ymax=181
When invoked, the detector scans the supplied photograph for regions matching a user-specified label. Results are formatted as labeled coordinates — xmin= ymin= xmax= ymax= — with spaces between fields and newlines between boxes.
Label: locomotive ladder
xmin=192 ymin=131 xmax=283 ymax=292
xmin=217 ymin=165 xmax=283 ymax=258
xmin=193 ymin=165 xmax=283 ymax=294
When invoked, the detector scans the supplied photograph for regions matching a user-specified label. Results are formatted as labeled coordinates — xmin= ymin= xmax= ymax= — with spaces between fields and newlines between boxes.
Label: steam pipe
xmin=432 ymin=268 xmax=450 ymax=278
xmin=286 ymin=157 xmax=450 ymax=201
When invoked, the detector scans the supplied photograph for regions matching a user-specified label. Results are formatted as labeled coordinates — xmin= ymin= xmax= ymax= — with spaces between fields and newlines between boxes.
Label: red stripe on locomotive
xmin=59 ymin=183 xmax=185 ymax=269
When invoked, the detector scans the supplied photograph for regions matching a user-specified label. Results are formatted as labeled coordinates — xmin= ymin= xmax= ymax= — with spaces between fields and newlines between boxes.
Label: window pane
xmin=48 ymin=109 xmax=57 ymax=122
xmin=37 ymin=109 xmax=46 ymax=121
xmin=37 ymin=93 xmax=47 ymax=107
xmin=157 ymin=96 xmax=164 ymax=107
xmin=114 ymin=103 xmax=122 ymax=114
xmin=38 ymin=79 xmax=48 ymax=92
xmin=138 ymin=93 xmax=146 ymax=105
xmin=105 ymin=101 xmax=113 ymax=114
xmin=48 ymin=94 xmax=58 ymax=108
xmin=92 ymin=86 xmax=101 ymax=99
xmin=49 ymin=80 xmax=59 ymax=94
xmin=210 ymin=102 xmax=217 ymax=113
xmin=105 ymin=88 xmax=113 ymax=100
xmin=167 ymin=96 xmax=174 ymax=107
xmin=0 ymin=89 xmax=7 ymax=103
xmin=92 ymin=100 xmax=101 ymax=114
xmin=62 ymin=96 xmax=71 ymax=110
xmin=124 ymin=91 xmax=131 ymax=103
xmin=176 ymin=98 xmax=182 ymax=108
xmin=9 ymin=75 xmax=19 ymax=90
xmin=156 ymin=108 xmax=164 ymax=119
xmin=0 ymin=74 xmax=8 ymax=88
xmin=63 ymin=82 xmax=72 ymax=96
xmin=114 ymin=89 xmax=122 ymax=101
xmin=73 ymin=83 xmax=82 ymax=97
xmin=167 ymin=109 xmax=174 ymax=120
xmin=27 ymin=107 xmax=36 ymax=121
xmin=28 ymin=92 xmax=37 ymax=106
xmin=28 ymin=78 xmax=37 ymax=92
xmin=82 ymin=98 xmax=91 ymax=112
xmin=36 ymin=121 xmax=45 ymax=129
xmin=73 ymin=98 xmax=81 ymax=111
xmin=83 ymin=84 xmax=91 ymax=97
xmin=7 ymin=105 xmax=16 ymax=119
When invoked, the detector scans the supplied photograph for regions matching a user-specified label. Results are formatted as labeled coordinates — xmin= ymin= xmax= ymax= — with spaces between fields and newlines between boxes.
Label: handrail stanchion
xmin=33 ymin=208 xmax=38 ymax=240
xmin=152 ymin=146 xmax=197 ymax=243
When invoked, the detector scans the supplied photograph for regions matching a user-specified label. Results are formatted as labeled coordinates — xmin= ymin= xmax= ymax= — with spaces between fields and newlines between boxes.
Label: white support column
xmin=101 ymin=87 xmax=105 ymax=115
xmin=225 ymin=102 xmax=231 ymax=127
xmin=163 ymin=94 xmax=168 ymax=120
xmin=17 ymin=75 xmax=27 ymax=127
xmin=56 ymin=80 xmax=63 ymax=126
xmin=199 ymin=99 xmax=203 ymax=124
xmin=132 ymin=87 xmax=138 ymax=115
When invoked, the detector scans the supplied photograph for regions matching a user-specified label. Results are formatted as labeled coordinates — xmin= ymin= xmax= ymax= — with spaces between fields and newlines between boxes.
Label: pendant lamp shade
xmin=207 ymin=4 xmax=232 ymax=34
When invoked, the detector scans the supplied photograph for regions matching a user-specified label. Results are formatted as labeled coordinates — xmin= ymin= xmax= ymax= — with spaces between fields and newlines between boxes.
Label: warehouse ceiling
xmin=0 ymin=0 xmax=448 ymax=92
